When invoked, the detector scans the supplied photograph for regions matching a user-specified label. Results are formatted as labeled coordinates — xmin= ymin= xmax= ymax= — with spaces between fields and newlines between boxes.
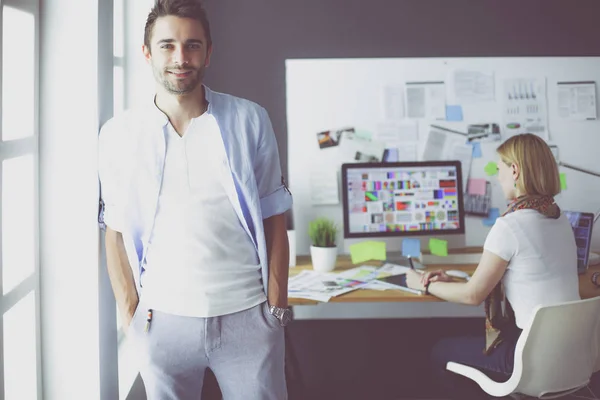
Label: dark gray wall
xmin=203 ymin=0 xmax=600 ymax=182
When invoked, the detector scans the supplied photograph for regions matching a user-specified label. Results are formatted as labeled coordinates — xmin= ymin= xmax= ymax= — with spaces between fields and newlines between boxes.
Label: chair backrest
xmin=511 ymin=296 xmax=600 ymax=398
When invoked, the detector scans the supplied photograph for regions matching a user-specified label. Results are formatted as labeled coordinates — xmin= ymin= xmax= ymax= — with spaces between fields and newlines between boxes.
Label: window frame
xmin=0 ymin=0 xmax=42 ymax=398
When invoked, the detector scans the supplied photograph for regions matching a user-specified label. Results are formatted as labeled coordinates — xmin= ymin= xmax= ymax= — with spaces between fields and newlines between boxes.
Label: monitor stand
xmin=385 ymin=251 xmax=426 ymax=270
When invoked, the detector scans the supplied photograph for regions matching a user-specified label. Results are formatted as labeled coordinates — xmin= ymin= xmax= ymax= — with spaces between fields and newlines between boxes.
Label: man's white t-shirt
xmin=483 ymin=209 xmax=580 ymax=328
xmin=140 ymin=114 xmax=266 ymax=318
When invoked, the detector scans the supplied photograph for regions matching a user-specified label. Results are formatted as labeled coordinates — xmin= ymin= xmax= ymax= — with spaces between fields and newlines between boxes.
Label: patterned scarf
xmin=483 ymin=195 xmax=560 ymax=355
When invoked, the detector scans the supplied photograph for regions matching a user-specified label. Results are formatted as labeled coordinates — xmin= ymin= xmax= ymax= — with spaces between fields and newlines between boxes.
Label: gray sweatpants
xmin=127 ymin=301 xmax=287 ymax=400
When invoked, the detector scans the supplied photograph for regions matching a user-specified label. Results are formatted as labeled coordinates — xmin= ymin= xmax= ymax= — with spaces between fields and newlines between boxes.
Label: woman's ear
xmin=511 ymin=163 xmax=520 ymax=181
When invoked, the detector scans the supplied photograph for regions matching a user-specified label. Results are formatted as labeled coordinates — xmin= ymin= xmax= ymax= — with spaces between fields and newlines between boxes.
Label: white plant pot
xmin=310 ymin=245 xmax=338 ymax=273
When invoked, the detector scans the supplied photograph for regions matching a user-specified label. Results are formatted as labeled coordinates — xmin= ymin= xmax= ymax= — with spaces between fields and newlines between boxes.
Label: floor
xmin=126 ymin=317 xmax=600 ymax=400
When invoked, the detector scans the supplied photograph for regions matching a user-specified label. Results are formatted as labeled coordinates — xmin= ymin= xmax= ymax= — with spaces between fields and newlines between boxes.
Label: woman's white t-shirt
xmin=483 ymin=209 xmax=580 ymax=328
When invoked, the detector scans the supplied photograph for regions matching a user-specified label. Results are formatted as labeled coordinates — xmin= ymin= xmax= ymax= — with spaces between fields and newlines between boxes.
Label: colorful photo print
xmin=316 ymin=127 xmax=354 ymax=149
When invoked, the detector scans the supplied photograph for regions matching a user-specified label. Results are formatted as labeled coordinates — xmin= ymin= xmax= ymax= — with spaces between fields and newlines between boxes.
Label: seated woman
xmin=405 ymin=133 xmax=581 ymax=398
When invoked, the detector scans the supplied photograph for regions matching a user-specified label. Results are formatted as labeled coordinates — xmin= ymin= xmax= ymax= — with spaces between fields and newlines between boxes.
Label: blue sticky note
xmin=472 ymin=142 xmax=482 ymax=158
xmin=402 ymin=238 xmax=421 ymax=258
xmin=446 ymin=105 xmax=463 ymax=121
xmin=483 ymin=208 xmax=500 ymax=226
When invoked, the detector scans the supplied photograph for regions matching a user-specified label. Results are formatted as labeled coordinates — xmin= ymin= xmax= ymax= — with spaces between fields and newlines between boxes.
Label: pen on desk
xmin=408 ymin=256 xmax=415 ymax=270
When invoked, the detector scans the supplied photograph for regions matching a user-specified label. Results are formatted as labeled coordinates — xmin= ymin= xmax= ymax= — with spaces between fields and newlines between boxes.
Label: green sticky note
xmin=484 ymin=161 xmax=498 ymax=176
xmin=560 ymin=173 xmax=567 ymax=190
xmin=429 ymin=238 xmax=448 ymax=257
xmin=349 ymin=241 xmax=387 ymax=264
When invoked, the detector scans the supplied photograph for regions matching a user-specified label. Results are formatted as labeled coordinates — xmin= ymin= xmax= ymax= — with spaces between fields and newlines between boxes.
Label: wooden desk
xmin=289 ymin=252 xmax=600 ymax=306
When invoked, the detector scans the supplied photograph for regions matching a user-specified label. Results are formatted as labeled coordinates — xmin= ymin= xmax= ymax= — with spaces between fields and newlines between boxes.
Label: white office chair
xmin=447 ymin=296 xmax=600 ymax=399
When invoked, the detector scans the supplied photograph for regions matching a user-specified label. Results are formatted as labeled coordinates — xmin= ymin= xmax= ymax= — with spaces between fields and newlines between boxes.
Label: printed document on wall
xmin=557 ymin=81 xmax=597 ymax=120
xmin=451 ymin=69 xmax=495 ymax=103
xmin=406 ymin=81 xmax=446 ymax=120
xmin=309 ymin=167 xmax=339 ymax=205
xmin=502 ymin=77 xmax=549 ymax=140
xmin=422 ymin=126 xmax=472 ymax=192
xmin=383 ymin=84 xmax=405 ymax=120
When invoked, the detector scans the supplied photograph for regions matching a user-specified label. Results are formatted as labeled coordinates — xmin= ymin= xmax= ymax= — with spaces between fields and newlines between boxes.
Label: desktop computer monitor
xmin=341 ymin=161 xmax=466 ymax=241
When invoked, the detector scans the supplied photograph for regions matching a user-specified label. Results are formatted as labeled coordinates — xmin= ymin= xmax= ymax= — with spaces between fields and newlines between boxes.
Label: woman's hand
xmin=420 ymin=269 xmax=452 ymax=286
xmin=405 ymin=269 xmax=426 ymax=291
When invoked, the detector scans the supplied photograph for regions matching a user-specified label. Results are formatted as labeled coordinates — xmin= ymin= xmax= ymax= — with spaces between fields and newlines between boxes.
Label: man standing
xmin=98 ymin=0 xmax=293 ymax=398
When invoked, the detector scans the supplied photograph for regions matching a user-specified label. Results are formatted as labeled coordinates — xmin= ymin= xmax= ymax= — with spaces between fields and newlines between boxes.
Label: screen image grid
xmin=347 ymin=166 xmax=461 ymax=234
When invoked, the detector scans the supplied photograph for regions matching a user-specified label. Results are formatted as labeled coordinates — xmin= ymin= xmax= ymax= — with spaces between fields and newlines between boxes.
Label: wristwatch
xmin=269 ymin=305 xmax=293 ymax=327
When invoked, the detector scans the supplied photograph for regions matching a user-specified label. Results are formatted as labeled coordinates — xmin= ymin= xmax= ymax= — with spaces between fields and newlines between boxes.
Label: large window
xmin=0 ymin=0 xmax=41 ymax=399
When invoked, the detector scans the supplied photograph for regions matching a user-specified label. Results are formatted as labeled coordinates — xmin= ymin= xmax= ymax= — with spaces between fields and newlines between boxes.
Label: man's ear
xmin=204 ymin=45 xmax=213 ymax=67
xmin=142 ymin=44 xmax=152 ymax=63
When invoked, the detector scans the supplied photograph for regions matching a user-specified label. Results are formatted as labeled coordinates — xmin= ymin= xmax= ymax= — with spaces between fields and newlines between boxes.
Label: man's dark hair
xmin=144 ymin=0 xmax=212 ymax=51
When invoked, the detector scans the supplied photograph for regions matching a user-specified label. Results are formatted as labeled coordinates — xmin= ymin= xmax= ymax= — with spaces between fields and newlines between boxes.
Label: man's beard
xmin=153 ymin=64 xmax=205 ymax=95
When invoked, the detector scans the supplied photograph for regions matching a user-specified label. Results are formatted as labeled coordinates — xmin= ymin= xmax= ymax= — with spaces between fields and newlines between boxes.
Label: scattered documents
xmin=422 ymin=126 xmax=473 ymax=192
xmin=376 ymin=121 xmax=419 ymax=162
xmin=451 ymin=69 xmax=495 ymax=103
xmin=557 ymin=81 xmax=597 ymax=120
xmin=289 ymin=262 xmax=416 ymax=301
xmin=502 ymin=77 xmax=549 ymax=140
xmin=340 ymin=131 xmax=385 ymax=163
xmin=309 ymin=168 xmax=339 ymax=205
xmin=383 ymin=84 xmax=406 ymax=120
xmin=288 ymin=270 xmax=369 ymax=302
xmin=406 ymin=81 xmax=446 ymax=120
xmin=429 ymin=238 xmax=448 ymax=257
xmin=349 ymin=241 xmax=387 ymax=264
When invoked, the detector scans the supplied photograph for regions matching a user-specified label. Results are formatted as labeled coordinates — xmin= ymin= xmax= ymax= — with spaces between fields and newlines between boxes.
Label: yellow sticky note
xmin=429 ymin=238 xmax=448 ymax=257
xmin=560 ymin=173 xmax=567 ymax=190
xmin=349 ymin=241 xmax=387 ymax=264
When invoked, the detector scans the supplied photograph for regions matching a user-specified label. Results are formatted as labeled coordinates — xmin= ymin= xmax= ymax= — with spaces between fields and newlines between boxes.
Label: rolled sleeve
xmin=254 ymin=107 xmax=293 ymax=220
xmin=98 ymin=121 xmax=127 ymax=233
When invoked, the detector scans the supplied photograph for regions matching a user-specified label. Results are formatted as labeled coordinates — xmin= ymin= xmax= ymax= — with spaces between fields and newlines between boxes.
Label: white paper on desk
xmin=339 ymin=131 xmax=385 ymax=163
xmin=383 ymin=84 xmax=405 ymax=120
xmin=502 ymin=77 xmax=549 ymax=140
xmin=450 ymin=69 xmax=495 ymax=103
xmin=287 ymin=291 xmax=332 ymax=302
xmin=288 ymin=270 xmax=365 ymax=298
xmin=557 ymin=81 xmax=597 ymax=120
xmin=361 ymin=280 xmax=396 ymax=291
xmin=309 ymin=167 xmax=339 ymax=205
xmin=335 ymin=266 xmax=379 ymax=282
xmin=406 ymin=81 xmax=446 ymax=120
xmin=377 ymin=263 xmax=411 ymax=277
xmin=422 ymin=127 xmax=472 ymax=192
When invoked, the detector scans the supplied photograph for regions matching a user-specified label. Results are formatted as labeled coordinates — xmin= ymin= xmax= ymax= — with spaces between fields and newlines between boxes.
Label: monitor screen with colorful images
xmin=342 ymin=161 xmax=465 ymax=238
xmin=564 ymin=210 xmax=594 ymax=274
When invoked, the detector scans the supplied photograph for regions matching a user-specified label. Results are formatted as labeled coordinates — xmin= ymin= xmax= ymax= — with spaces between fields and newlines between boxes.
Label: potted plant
xmin=308 ymin=217 xmax=339 ymax=272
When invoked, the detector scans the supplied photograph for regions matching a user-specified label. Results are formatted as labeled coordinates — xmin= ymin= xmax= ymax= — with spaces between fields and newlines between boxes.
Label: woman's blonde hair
xmin=496 ymin=133 xmax=560 ymax=197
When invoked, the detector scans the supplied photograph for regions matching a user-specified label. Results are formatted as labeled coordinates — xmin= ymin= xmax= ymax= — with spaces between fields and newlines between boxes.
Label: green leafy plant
xmin=308 ymin=217 xmax=338 ymax=248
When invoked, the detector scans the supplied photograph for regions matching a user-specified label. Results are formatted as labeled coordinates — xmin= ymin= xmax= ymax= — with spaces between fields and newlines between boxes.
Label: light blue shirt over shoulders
xmin=98 ymin=86 xmax=293 ymax=293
